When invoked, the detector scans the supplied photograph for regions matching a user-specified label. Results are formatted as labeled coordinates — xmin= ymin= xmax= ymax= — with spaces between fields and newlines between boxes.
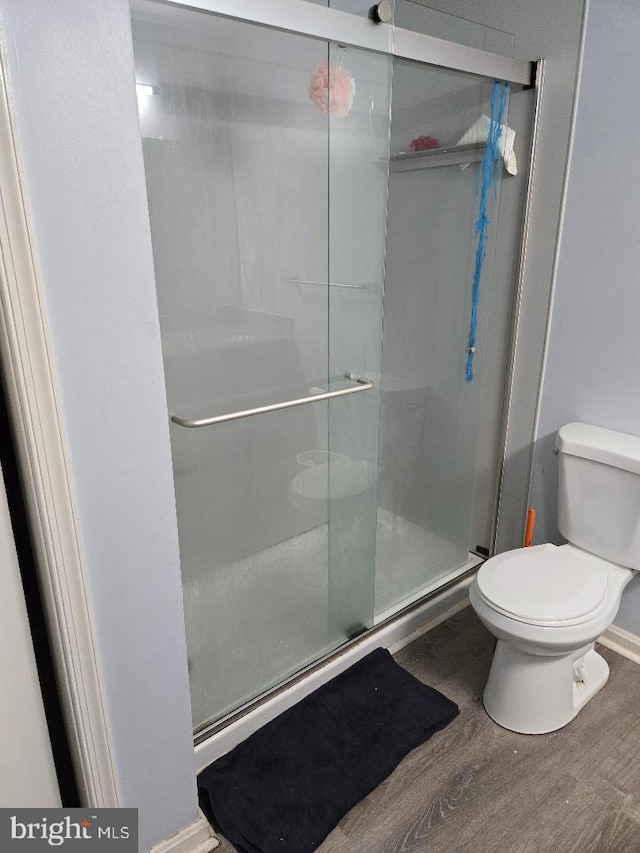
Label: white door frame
xmin=0 ymin=461 xmax=61 ymax=807
xmin=0 ymin=35 xmax=119 ymax=808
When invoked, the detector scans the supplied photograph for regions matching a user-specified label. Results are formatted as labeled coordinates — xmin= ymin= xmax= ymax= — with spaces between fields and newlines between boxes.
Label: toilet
xmin=470 ymin=422 xmax=640 ymax=734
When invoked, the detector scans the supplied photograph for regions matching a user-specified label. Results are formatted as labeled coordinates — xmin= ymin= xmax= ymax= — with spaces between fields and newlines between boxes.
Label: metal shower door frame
xmin=155 ymin=0 xmax=534 ymax=86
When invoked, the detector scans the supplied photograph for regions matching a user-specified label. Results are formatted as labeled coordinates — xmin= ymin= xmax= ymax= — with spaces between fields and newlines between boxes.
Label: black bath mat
xmin=198 ymin=647 xmax=459 ymax=853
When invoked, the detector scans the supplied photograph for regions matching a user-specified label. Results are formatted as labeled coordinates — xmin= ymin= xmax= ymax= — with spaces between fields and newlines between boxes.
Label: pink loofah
xmin=308 ymin=62 xmax=356 ymax=118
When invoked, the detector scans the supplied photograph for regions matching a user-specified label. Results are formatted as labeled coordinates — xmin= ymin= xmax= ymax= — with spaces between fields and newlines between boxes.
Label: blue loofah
xmin=465 ymin=80 xmax=509 ymax=383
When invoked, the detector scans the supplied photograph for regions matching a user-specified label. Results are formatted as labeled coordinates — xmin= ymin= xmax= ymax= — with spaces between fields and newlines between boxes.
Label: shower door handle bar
xmin=170 ymin=376 xmax=374 ymax=429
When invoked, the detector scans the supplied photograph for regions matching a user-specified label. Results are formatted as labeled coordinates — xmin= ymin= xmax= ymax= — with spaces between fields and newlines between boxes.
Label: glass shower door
xmin=375 ymin=59 xmax=509 ymax=618
xmin=131 ymin=0 xmax=525 ymax=735
xmin=325 ymin=42 xmax=391 ymax=637
xmin=131 ymin=1 xmax=387 ymax=732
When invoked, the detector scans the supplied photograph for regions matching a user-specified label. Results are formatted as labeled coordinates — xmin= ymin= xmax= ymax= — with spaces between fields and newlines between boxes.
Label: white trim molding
xmin=147 ymin=811 xmax=219 ymax=853
xmin=0 ymin=32 xmax=119 ymax=806
xmin=387 ymin=597 xmax=471 ymax=656
xmin=599 ymin=625 xmax=640 ymax=667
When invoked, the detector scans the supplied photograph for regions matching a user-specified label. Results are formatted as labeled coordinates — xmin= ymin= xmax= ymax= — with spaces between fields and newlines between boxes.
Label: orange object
xmin=524 ymin=508 xmax=536 ymax=547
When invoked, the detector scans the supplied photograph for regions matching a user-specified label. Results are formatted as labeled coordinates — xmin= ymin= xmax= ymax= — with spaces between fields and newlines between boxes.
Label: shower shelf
xmin=389 ymin=142 xmax=487 ymax=172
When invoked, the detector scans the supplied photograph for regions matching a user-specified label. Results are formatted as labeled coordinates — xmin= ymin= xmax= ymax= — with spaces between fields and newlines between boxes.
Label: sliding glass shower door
xmin=374 ymin=59 xmax=508 ymax=618
xmin=131 ymin=1 xmax=389 ymax=731
xmin=131 ymin=0 xmax=517 ymax=734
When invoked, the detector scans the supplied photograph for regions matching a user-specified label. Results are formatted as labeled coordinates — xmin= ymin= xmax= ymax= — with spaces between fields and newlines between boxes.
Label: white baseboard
xmin=599 ymin=624 xmax=640 ymax=666
xmin=387 ymin=597 xmax=470 ymax=655
xmin=148 ymin=811 xmax=218 ymax=853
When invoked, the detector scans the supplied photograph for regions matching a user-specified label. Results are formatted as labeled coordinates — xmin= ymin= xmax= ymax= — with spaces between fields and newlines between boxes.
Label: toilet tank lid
xmin=556 ymin=422 xmax=640 ymax=475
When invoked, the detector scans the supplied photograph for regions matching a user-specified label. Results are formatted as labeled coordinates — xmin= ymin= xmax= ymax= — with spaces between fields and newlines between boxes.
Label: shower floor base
xmin=375 ymin=508 xmax=475 ymax=623
xmin=184 ymin=510 xmax=477 ymax=733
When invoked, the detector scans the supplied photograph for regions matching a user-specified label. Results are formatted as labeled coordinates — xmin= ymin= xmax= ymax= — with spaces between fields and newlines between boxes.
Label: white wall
xmin=529 ymin=0 xmax=640 ymax=632
xmin=0 ymin=0 xmax=199 ymax=849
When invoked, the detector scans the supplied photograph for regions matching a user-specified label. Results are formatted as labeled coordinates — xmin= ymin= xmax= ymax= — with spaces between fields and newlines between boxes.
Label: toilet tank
xmin=556 ymin=423 xmax=640 ymax=570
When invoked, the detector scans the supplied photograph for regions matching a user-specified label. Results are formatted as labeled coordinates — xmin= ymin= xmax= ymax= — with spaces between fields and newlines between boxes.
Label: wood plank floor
xmin=213 ymin=606 xmax=640 ymax=852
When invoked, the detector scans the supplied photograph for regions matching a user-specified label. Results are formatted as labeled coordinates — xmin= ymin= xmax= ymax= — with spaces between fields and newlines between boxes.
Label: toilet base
xmin=483 ymin=641 xmax=609 ymax=734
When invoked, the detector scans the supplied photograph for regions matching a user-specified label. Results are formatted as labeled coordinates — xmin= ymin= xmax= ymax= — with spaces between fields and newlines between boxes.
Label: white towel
xmin=456 ymin=114 xmax=517 ymax=176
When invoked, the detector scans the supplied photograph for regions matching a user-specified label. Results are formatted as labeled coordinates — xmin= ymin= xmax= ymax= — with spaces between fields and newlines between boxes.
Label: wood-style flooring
xmin=214 ymin=606 xmax=640 ymax=852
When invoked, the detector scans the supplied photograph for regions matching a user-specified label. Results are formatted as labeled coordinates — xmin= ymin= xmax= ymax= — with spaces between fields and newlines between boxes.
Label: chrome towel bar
xmin=170 ymin=376 xmax=374 ymax=429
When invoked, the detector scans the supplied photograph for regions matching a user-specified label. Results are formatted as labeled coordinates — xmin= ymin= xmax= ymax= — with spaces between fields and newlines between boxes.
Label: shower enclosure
xmin=130 ymin=0 xmax=533 ymax=740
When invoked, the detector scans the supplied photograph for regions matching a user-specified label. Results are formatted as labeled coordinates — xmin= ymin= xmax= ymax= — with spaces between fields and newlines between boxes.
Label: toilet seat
xmin=475 ymin=544 xmax=610 ymax=627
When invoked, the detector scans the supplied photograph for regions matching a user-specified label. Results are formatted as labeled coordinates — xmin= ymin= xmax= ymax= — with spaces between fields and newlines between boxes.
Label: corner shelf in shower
xmin=389 ymin=142 xmax=487 ymax=172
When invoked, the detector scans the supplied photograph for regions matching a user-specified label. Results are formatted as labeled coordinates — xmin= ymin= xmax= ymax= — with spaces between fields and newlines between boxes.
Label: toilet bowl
xmin=470 ymin=422 xmax=640 ymax=734
xmin=470 ymin=543 xmax=632 ymax=733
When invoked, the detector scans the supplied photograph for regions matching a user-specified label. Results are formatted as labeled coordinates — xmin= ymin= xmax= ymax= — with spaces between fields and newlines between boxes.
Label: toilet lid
xmin=475 ymin=543 xmax=610 ymax=624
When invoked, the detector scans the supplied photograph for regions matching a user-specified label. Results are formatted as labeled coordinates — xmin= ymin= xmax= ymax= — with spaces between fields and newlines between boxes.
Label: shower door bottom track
xmin=193 ymin=555 xmax=482 ymax=771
